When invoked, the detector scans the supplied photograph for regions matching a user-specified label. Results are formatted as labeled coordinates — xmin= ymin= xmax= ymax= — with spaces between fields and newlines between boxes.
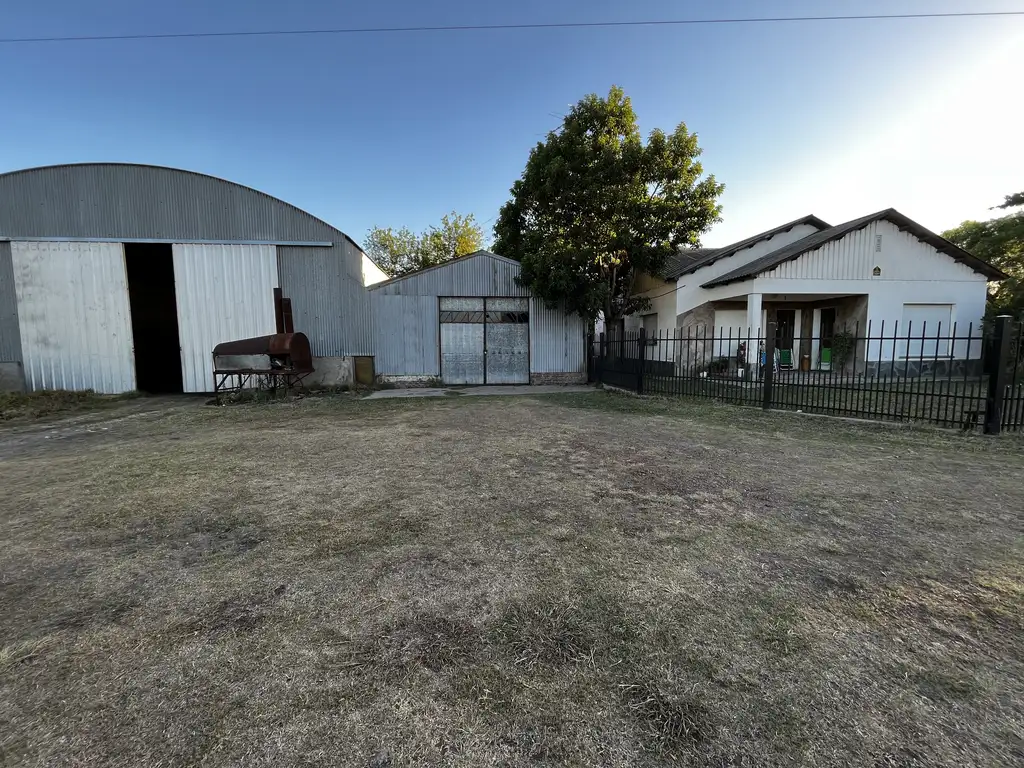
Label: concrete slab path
xmin=363 ymin=384 xmax=594 ymax=400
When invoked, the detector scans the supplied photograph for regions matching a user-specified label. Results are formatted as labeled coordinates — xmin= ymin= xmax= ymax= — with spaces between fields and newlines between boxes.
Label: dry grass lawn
xmin=1 ymin=391 xmax=1023 ymax=767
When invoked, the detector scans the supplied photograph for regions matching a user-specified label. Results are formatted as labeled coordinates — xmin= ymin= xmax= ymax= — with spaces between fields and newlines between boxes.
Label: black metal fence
xmin=589 ymin=316 xmax=1024 ymax=433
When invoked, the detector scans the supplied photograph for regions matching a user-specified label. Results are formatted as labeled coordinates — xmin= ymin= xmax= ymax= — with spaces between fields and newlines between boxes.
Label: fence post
xmin=637 ymin=327 xmax=647 ymax=394
xmin=984 ymin=315 xmax=1013 ymax=435
xmin=762 ymin=321 xmax=777 ymax=410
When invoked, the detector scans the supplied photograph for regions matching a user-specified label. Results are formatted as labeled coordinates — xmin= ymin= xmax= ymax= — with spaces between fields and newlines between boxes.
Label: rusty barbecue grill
xmin=212 ymin=333 xmax=314 ymax=400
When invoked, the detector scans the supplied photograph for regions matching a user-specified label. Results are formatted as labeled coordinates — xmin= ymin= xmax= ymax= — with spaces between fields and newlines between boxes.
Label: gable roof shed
xmin=368 ymin=250 xmax=528 ymax=296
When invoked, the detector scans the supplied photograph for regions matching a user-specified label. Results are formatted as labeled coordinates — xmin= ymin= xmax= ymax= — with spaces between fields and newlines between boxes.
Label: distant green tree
xmin=493 ymin=86 xmax=723 ymax=325
xmin=943 ymin=191 xmax=1024 ymax=318
xmin=366 ymin=212 xmax=483 ymax=277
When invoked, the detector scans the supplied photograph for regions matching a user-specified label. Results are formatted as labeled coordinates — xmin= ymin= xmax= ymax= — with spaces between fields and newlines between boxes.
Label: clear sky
xmin=1 ymin=0 xmax=1022 ymax=249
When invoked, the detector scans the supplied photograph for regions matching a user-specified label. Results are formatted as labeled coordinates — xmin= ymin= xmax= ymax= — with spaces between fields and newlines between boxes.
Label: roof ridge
xmin=665 ymin=214 xmax=829 ymax=280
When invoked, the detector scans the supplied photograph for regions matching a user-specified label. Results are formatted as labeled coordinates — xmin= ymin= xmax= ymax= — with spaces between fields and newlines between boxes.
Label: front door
xmin=819 ymin=307 xmax=837 ymax=368
xmin=775 ymin=309 xmax=796 ymax=351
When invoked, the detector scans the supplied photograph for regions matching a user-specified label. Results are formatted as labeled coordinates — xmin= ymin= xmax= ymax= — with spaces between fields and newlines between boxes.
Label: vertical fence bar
xmin=927 ymin=322 xmax=941 ymax=425
xmin=1007 ymin=322 xmax=1023 ymax=430
xmin=860 ymin=321 xmax=870 ymax=419
xmin=984 ymin=315 xmax=1013 ymax=435
xmin=959 ymin=323 xmax=974 ymax=429
xmin=869 ymin=321 xmax=880 ymax=420
xmin=897 ymin=321 xmax=911 ymax=421
xmin=685 ymin=326 xmax=692 ymax=397
xmin=882 ymin=321 xmax=896 ymax=420
xmin=727 ymin=325 xmax=734 ymax=403
xmin=637 ymin=327 xmax=647 ymax=395
xmin=844 ymin=322 xmax=852 ymax=417
xmin=762 ymin=321 xmax=777 ymax=410
xmin=942 ymin=323 xmax=956 ymax=427
xmin=915 ymin=321 xmax=928 ymax=423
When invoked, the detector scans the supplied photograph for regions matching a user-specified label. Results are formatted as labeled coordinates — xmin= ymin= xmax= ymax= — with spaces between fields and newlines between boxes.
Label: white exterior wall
xmin=690 ymin=220 xmax=988 ymax=362
xmin=674 ymin=224 xmax=823 ymax=317
xmin=173 ymin=244 xmax=280 ymax=392
xmin=361 ymin=254 xmax=388 ymax=286
xmin=10 ymin=241 xmax=136 ymax=393
xmin=624 ymin=278 xmax=678 ymax=362
xmin=713 ymin=309 xmax=749 ymax=358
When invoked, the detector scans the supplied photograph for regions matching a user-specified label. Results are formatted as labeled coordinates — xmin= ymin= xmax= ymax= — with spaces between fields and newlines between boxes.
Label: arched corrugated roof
xmin=0 ymin=162 xmax=365 ymax=251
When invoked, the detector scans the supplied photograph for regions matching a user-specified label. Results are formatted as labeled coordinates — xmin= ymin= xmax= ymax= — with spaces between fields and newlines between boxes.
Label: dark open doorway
xmin=775 ymin=309 xmax=796 ymax=351
xmin=125 ymin=243 xmax=183 ymax=393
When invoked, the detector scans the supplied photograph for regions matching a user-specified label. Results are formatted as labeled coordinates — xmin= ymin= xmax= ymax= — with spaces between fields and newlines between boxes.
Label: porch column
xmin=746 ymin=293 xmax=763 ymax=366
xmin=811 ymin=308 xmax=821 ymax=370
xmin=793 ymin=309 xmax=803 ymax=361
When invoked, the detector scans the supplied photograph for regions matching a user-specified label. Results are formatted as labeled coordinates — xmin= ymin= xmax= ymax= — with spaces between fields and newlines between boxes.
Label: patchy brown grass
xmin=0 ymin=389 xmax=141 ymax=421
xmin=1 ymin=391 xmax=1023 ymax=766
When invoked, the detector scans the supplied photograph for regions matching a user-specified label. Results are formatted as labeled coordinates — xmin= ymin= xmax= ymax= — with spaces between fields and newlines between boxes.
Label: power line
xmin=2 ymin=10 xmax=1022 ymax=45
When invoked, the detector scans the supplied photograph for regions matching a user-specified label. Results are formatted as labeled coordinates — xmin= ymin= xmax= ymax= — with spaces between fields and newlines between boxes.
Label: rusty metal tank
xmin=212 ymin=333 xmax=313 ymax=372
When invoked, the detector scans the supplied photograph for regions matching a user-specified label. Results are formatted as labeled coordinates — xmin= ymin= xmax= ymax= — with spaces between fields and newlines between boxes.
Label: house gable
xmin=769 ymin=220 xmax=989 ymax=284
xmin=702 ymin=209 xmax=1004 ymax=288
xmin=672 ymin=222 xmax=825 ymax=318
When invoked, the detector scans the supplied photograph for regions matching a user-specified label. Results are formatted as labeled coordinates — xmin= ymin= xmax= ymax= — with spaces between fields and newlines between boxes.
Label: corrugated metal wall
xmin=0 ymin=242 xmax=21 ymax=363
xmin=371 ymin=252 xmax=528 ymax=297
xmin=0 ymin=164 xmax=374 ymax=359
xmin=530 ymin=299 xmax=587 ymax=375
xmin=370 ymin=253 xmax=585 ymax=377
xmin=11 ymin=241 xmax=136 ymax=393
xmin=278 ymin=243 xmax=374 ymax=356
xmin=371 ymin=294 xmax=440 ymax=376
xmin=173 ymin=244 xmax=280 ymax=392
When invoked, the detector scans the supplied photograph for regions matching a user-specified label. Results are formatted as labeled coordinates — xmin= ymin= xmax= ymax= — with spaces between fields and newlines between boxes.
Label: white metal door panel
xmin=485 ymin=297 xmax=530 ymax=384
xmin=11 ymin=241 xmax=136 ymax=393
xmin=173 ymin=244 xmax=279 ymax=392
xmin=441 ymin=324 xmax=485 ymax=384
xmin=901 ymin=303 xmax=953 ymax=359
xmin=440 ymin=297 xmax=485 ymax=385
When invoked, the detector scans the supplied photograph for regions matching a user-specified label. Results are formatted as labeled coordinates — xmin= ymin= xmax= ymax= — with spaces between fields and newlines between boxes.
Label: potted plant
xmin=831 ymin=329 xmax=856 ymax=373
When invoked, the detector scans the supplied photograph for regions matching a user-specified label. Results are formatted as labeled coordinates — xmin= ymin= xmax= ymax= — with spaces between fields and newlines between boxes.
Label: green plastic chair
xmin=778 ymin=349 xmax=793 ymax=369
xmin=820 ymin=348 xmax=832 ymax=371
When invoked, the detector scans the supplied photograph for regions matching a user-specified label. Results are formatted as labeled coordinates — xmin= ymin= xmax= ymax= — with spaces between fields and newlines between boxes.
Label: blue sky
xmin=1 ymin=0 xmax=1022 ymax=248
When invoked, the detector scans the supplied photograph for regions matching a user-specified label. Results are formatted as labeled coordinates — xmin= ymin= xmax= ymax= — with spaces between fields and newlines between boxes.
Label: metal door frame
xmin=438 ymin=296 xmax=531 ymax=385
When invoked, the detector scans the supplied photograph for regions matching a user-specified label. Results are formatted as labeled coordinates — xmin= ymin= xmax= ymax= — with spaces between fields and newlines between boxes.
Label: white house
xmin=624 ymin=209 xmax=1005 ymax=375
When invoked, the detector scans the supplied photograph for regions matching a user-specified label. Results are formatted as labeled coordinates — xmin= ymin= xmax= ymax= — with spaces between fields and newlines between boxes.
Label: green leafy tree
xmin=366 ymin=212 xmax=483 ymax=277
xmin=943 ymin=191 xmax=1024 ymax=318
xmin=493 ymin=86 xmax=724 ymax=326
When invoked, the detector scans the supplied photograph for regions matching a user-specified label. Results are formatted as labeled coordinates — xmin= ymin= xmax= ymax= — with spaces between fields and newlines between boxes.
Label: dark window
xmin=820 ymin=308 xmax=837 ymax=347
xmin=440 ymin=311 xmax=485 ymax=323
xmin=486 ymin=311 xmax=529 ymax=323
